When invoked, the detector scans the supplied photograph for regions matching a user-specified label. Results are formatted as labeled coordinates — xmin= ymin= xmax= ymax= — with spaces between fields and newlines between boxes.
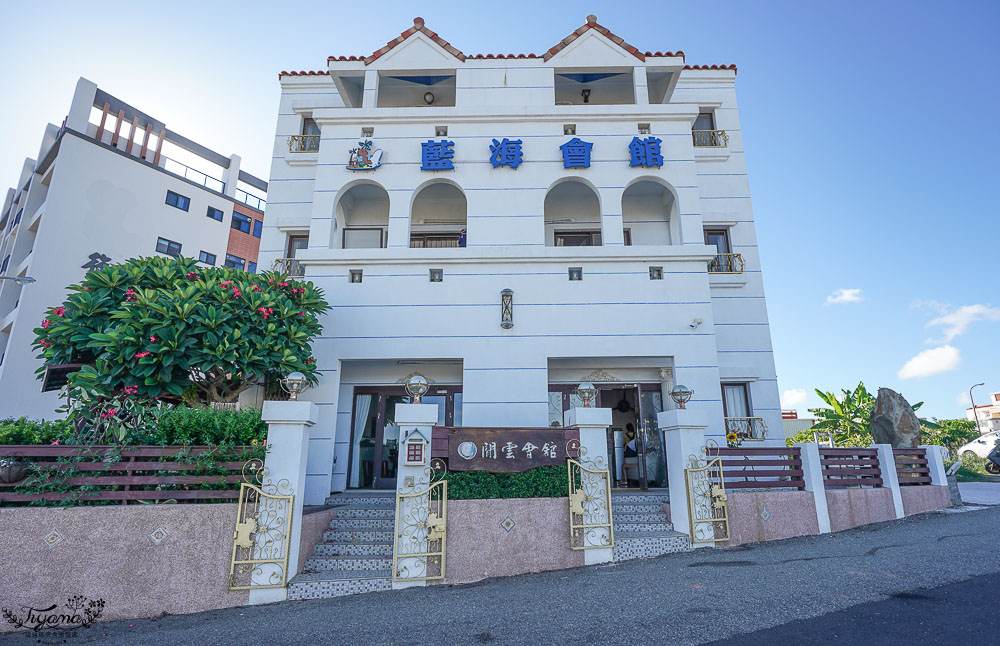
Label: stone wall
xmin=825 ymin=488 xmax=896 ymax=532
xmin=900 ymin=485 xmax=950 ymax=516
xmin=0 ymin=504 xmax=248 ymax=631
xmin=723 ymin=490 xmax=820 ymax=547
xmin=444 ymin=497 xmax=584 ymax=584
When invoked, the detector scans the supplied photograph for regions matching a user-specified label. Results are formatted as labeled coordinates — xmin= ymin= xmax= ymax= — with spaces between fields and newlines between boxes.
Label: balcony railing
xmin=289 ymin=135 xmax=320 ymax=153
xmin=708 ymin=253 xmax=744 ymax=274
xmin=235 ymin=188 xmax=266 ymax=212
xmin=161 ymin=157 xmax=225 ymax=193
xmin=271 ymin=258 xmax=305 ymax=277
xmin=692 ymin=129 xmax=729 ymax=148
xmin=725 ymin=417 xmax=767 ymax=441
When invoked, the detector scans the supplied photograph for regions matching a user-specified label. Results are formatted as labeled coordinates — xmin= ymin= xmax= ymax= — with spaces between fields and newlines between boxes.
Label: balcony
xmin=692 ymin=130 xmax=729 ymax=148
xmin=725 ymin=417 xmax=767 ymax=441
xmin=271 ymin=257 xmax=305 ymax=277
xmin=708 ymin=253 xmax=744 ymax=274
xmin=288 ymin=135 xmax=320 ymax=153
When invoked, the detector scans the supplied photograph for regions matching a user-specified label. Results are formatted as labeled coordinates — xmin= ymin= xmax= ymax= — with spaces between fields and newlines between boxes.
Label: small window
xmin=704 ymin=228 xmax=732 ymax=254
xmin=231 ymin=213 xmax=252 ymax=234
xmin=694 ymin=111 xmax=716 ymax=131
xmin=435 ymin=125 xmax=448 ymax=137
xmin=248 ymin=261 xmax=257 ymax=274
xmin=252 ymin=220 xmax=262 ymax=238
xmin=638 ymin=123 xmax=651 ymax=134
xmin=555 ymin=231 xmax=601 ymax=247
xmin=165 ymin=190 xmax=190 ymax=212
xmin=301 ymin=117 xmax=320 ymax=136
xmin=199 ymin=251 xmax=217 ymax=265
xmin=649 ymin=266 xmax=663 ymax=280
xmin=361 ymin=127 xmax=374 ymax=138
xmin=206 ymin=206 xmax=224 ymax=221
xmin=563 ymin=124 xmax=576 ymax=136
xmin=429 ymin=269 xmax=443 ymax=282
xmin=224 ymin=254 xmax=245 ymax=270
xmin=568 ymin=267 xmax=583 ymax=281
xmin=287 ymin=234 xmax=309 ymax=257
xmin=349 ymin=269 xmax=363 ymax=283
xmin=156 ymin=237 xmax=182 ymax=257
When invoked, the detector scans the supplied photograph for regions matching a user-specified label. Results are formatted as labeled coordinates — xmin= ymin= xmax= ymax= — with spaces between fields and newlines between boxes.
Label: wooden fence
xmin=0 ymin=445 xmax=257 ymax=504
xmin=892 ymin=448 xmax=932 ymax=486
xmin=706 ymin=446 xmax=806 ymax=490
xmin=819 ymin=447 xmax=883 ymax=488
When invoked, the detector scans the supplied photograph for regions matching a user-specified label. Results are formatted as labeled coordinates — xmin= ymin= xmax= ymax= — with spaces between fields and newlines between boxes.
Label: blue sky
xmin=2 ymin=1 xmax=997 ymax=419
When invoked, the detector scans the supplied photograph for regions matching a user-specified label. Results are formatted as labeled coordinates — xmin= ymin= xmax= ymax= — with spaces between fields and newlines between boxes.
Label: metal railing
xmin=692 ymin=129 xmax=729 ymax=147
xmin=271 ymin=258 xmax=305 ymax=277
xmin=288 ymin=135 xmax=320 ymax=153
xmin=724 ymin=417 xmax=767 ymax=441
xmin=708 ymin=253 xmax=745 ymax=274
xmin=235 ymin=188 xmax=266 ymax=212
xmin=161 ymin=157 xmax=226 ymax=193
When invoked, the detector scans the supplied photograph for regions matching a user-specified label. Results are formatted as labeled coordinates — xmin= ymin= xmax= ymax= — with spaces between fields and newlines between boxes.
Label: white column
xmin=66 ymin=77 xmax=98 ymax=132
xmin=385 ymin=190 xmax=412 ymax=249
xmin=597 ymin=186 xmax=625 ymax=247
xmin=874 ymin=444 xmax=904 ymax=519
xmin=919 ymin=444 xmax=948 ymax=487
xmin=659 ymin=368 xmax=674 ymax=409
xmin=392 ymin=403 xmax=439 ymax=590
xmin=249 ymin=400 xmax=318 ymax=605
xmin=222 ymin=154 xmax=241 ymax=198
xmin=794 ymin=443 xmax=831 ymax=534
xmin=659 ymin=408 xmax=708 ymax=547
xmin=566 ymin=406 xmax=613 ymax=565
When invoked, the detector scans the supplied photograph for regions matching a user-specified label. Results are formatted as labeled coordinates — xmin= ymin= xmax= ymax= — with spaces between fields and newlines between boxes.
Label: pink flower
xmin=135 ymin=351 xmax=150 ymax=358
xmin=233 ymin=288 xmax=242 ymax=297
xmin=186 ymin=271 xmax=200 ymax=280
xmin=150 ymin=336 xmax=156 ymax=342
xmin=83 ymin=286 xmax=89 ymax=291
xmin=125 ymin=288 xmax=136 ymax=302
xmin=221 ymin=280 xmax=232 ymax=287
xmin=53 ymin=306 xmax=66 ymax=317
xmin=41 ymin=319 xmax=51 ymax=328
xmin=50 ymin=440 xmax=60 ymax=446
xmin=123 ymin=385 xmax=139 ymax=395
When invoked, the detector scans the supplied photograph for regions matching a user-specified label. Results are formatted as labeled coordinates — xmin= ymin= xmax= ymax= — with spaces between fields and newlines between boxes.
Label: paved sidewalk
xmin=5 ymin=507 xmax=999 ymax=645
xmin=959 ymin=481 xmax=1000 ymax=505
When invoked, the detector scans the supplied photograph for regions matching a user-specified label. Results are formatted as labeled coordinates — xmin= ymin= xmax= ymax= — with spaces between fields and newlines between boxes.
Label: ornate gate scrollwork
xmin=393 ymin=458 xmax=447 ymax=583
xmin=684 ymin=441 xmax=730 ymax=544
xmin=567 ymin=441 xmax=614 ymax=550
xmin=229 ymin=459 xmax=295 ymax=590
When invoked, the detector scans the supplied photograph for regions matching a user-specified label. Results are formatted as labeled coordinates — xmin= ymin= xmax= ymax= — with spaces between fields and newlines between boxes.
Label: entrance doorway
xmin=347 ymin=386 xmax=462 ymax=490
xmin=548 ymin=383 xmax=665 ymax=490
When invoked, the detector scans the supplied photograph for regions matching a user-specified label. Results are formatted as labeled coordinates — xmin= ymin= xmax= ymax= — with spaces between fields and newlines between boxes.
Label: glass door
xmin=373 ymin=394 xmax=409 ymax=490
xmin=638 ymin=385 xmax=665 ymax=487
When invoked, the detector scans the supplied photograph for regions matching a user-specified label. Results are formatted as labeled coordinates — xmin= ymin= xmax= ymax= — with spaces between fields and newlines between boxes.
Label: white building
xmin=0 ymin=78 xmax=268 ymax=420
xmin=262 ymin=16 xmax=782 ymax=503
xmin=968 ymin=392 xmax=1000 ymax=433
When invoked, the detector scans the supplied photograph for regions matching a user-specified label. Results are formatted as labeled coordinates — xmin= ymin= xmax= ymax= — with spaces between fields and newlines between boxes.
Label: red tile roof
xmin=684 ymin=64 xmax=738 ymax=75
xmin=355 ymin=17 xmax=466 ymax=65
xmin=278 ymin=70 xmax=329 ymax=79
xmin=544 ymin=15 xmax=645 ymax=61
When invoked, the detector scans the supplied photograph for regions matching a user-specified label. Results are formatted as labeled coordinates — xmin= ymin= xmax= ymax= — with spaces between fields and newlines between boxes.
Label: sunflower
xmin=726 ymin=432 xmax=738 ymax=443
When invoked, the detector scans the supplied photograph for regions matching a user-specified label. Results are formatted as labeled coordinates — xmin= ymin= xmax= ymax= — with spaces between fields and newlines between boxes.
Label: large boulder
xmin=870 ymin=388 xmax=922 ymax=448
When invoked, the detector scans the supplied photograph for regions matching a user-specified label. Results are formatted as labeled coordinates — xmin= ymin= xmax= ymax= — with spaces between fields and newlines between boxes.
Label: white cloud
xmin=926 ymin=304 xmax=1000 ymax=343
xmin=956 ymin=392 xmax=972 ymax=407
xmin=897 ymin=345 xmax=961 ymax=379
xmin=781 ymin=388 xmax=808 ymax=409
xmin=825 ymin=288 xmax=864 ymax=305
xmin=911 ymin=299 xmax=950 ymax=315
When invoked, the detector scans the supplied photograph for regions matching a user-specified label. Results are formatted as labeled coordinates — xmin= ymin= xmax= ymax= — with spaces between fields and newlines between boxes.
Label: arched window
xmin=410 ymin=182 xmax=467 ymax=248
xmin=622 ymin=179 xmax=675 ymax=246
xmin=336 ymin=183 xmax=389 ymax=249
xmin=544 ymin=179 xmax=602 ymax=247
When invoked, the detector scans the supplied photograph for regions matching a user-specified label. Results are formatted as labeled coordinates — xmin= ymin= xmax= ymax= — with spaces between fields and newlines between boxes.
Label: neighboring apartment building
xmin=968 ymin=392 xmax=1000 ymax=433
xmin=782 ymin=409 xmax=817 ymax=440
xmin=261 ymin=16 xmax=781 ymax=503
xmin=0 ymin=78 xmax=268 ymax=420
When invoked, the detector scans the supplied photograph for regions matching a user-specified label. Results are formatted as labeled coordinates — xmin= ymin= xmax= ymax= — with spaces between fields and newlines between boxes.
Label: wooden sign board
xmin=437 ymin=427 xmax=579 ymax=473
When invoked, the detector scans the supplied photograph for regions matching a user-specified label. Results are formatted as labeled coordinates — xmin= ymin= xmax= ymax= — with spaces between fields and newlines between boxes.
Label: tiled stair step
xmin=325 ymin=494 xmax=396 ymax=506
xmin=611 ymin=493 xmax=669 ymax=504
xmin=612 ymin=502 xmax=667 ymax=514
xmin=314 ymin=541 xmax=394 ymax=557
xmin=330 ymin=507 xmax=396 ymax=519
xmin=304 ymin=555 xmax=392 ymax=572
xmin=323 ymin=528 xmax=394 ymax=542
xmin=613 ymin=533 xmax=691 ymax=562
xmin=614 ymin=521 xmax=675 ymax=534
xmin=613 ymin=512 xmax=669 ymax=524
xmin=287 ymin=571 xmax=392 ymax=601
xmin=329 ymin=518 xmax=394 ymax=530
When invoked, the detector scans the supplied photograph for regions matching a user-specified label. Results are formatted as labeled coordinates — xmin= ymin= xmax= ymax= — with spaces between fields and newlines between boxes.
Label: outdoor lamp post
xmin=0 ymin=275 xmax=36 ymax=286
xmin=280 ymin=371 xmax=310 ymax=400
xmin=576 ymin=381 xmax=596 ymax=408
xmin=670 ymin=384 xmax=693 ymax=410
xmin=970 ymin=383 xmax=985 ymax=435
xmin=404 ymin=374 xmax=429 ymax=403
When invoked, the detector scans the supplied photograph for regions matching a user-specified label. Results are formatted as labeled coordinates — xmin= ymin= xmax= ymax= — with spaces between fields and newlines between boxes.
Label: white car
xmin=959 ymin=431 xmax=1000 ymax=459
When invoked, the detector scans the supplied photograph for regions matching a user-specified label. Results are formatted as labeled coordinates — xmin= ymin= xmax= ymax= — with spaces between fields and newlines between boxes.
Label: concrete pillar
xmin=66 ymin=77 xmax=98 ymax=133
xmin=392 ymin=402 xmax=439 ymax=590
xmin=385 ymin=190 xmax=411 ymax=249
xmin=919 ymin=444 xmax=948 ymax=487
xmin=634 ymin=66 xmax=650 ymax=105
xmin=222 ymin=154 xmax=241 ymax=198
xmin=362 ymin=70 xmax=379 ymax=108
xmin=249 ymin=400 xmax=319 ymax=605
xmin=659 ymin=408 xmax=708 ymax=546
xmin=794 ymin=443 xmax=831 ymax=534
xmin=566 ymin=406 xmax=613 ymax=565
xmin=597 ymin=186 xmax=625 ymax=247
xmin=874 ymin=444 xmax=904 ymax=519
xmin=659 ymin=367 xmax=674 ymax=410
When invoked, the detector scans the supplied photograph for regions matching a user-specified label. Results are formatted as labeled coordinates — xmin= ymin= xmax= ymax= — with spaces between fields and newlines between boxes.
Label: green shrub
xmin=0 ymin=418 xmax=75 ymax=445
xmin=447 ymin=465 xmax=570 ymax=500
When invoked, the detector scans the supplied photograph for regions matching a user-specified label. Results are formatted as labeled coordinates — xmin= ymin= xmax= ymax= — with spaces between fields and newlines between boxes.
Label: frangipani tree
xmin=803 ymin=382 xmax=937 ymax=446
xmin=33 ymin=256 xmax=330 ymax=403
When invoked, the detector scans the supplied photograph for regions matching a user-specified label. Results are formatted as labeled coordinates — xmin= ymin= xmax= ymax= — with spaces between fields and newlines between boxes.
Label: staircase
xmin=287 ymin=492 xmax=396 ymax=600
xmin=611 ymin=491 xmax=691 ymax=562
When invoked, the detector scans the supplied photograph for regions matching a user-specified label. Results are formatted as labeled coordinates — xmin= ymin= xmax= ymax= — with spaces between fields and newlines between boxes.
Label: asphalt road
xmin=5 ymin=506 xmax=999 ymax=646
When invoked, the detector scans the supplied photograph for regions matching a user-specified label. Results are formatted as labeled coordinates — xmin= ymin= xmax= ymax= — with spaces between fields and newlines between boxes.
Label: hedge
xmin=447 ymin=465 xmax=573 ymax=500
